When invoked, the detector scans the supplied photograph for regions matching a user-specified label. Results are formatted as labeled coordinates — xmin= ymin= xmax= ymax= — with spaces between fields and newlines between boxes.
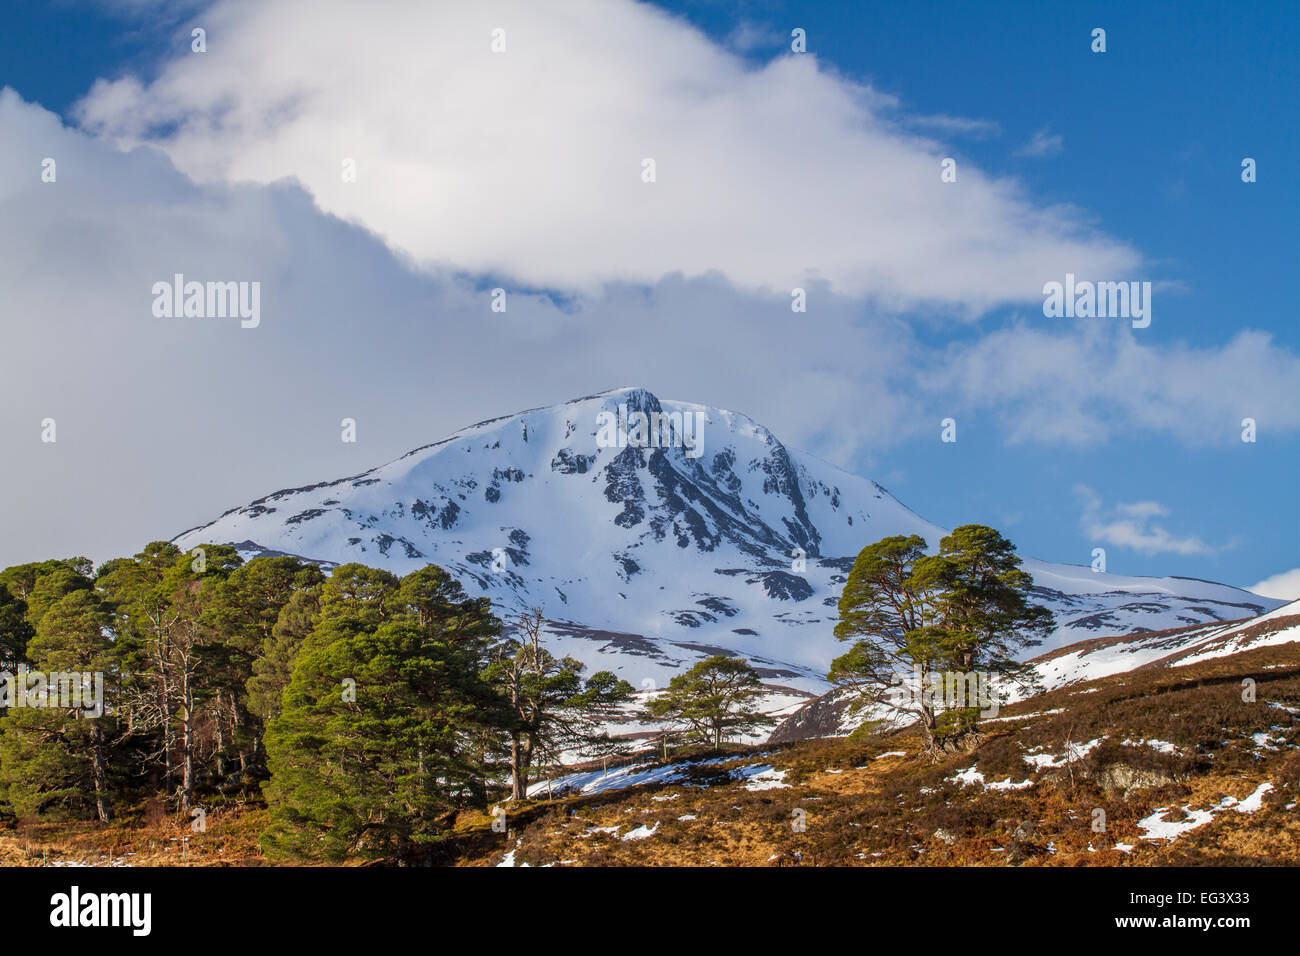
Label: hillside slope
xmin=6 ymin=638 xmax=1294 ymax=867
xmin=461 ymin=641 xmax=1300 ymax=867
xmin=772 ymin=599 xmax=1300 ymax=742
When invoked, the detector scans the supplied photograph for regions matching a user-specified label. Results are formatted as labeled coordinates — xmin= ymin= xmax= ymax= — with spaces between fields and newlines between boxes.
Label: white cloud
xmin=907 ymin=113 xmax=1002 ymax=138
xmin=724 ymin=21 xmax=787 ymax=53
xmin=1248 ymin=569 xmax=1300 ymax=602
xmin=1 ymin=73 xmax=1295 ymax=571
xmin=934 ymin=322 xmax=1300 ymax=446
xmin=74 ymin=0 xmax=1136 ymax=312
xmin=1075 ymin=485 xmax=1215 ymax=557
xmin=1016 ymin=126 xmax=1064 ymax=158
xmin=0 ymin=88 xmax=936 ymax=565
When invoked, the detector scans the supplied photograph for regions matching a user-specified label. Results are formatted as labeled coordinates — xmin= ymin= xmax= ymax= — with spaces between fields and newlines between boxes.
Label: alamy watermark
xmin=596 ymin=405 xmax=706 ymax=459
xmin=891 ymin=667 xmax=1000 ymax=719
xmin=0 ymin=665 xmax=104 ymax=716
xmin=50 ymin=886 xmax=150 ymax=936
xmin=151 ymin=274 xmax=260 ymax=328
xmin=1042 ymin=273 xmax=1151 ymax=329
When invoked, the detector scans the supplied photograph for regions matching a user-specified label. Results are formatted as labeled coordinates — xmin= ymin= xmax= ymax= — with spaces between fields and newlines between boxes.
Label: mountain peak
xmin=174 ymin=391 xmax=1282 ymax=701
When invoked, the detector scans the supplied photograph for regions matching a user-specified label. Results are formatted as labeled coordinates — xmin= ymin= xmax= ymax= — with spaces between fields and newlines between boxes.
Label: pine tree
xmin=487 ymin=608 xmax=634 ymax=800
xmin=0 ymin=557 xmax=95 ymax=634
xmin=261 ymin=564 xmax=508 ymax=863
xmin=644 ymin=655 xmax=773 ymax=749
xmin=205 ymin=557 xmax=324 ymax=778
xmin=0 ymin=583 xmax=33 ymax=671
xmin=831 ymin=527 xmax=1052 ymax=754
xmin=96 ymin=542 xmax=243 ymax=808
xmin=246 ymin=587 xmax=321 ymax=727
xmin=0 ymin=589 xmax=118 ymax=821
xmin=830 ymin=534 xmax=947 ymax=748
xmin=922 ymin=525 xmax=1053 ymax=735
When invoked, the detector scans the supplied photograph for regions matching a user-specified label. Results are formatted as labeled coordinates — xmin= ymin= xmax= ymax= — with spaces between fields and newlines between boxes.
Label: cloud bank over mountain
xmin=75 ymin=0 xmax=1136 ymax=310
xmin=1 ymin=0 xmax=1297 ymax=584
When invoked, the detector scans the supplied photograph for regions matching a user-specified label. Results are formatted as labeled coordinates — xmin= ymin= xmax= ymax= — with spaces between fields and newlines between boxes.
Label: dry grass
xmin=0 ymin=804 xmax=272 ymax=867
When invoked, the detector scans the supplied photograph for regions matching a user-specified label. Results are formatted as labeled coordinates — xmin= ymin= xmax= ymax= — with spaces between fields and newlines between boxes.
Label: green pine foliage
xmin=0 ymin=589 xmax=118 ymax=821
xmin=830 ymin=525 xmax=1053 ymax=753
xmin=260 ymin=567 xmax=507 ymax=862
xmin=644 ymin=654 xmax=773 ymax=749
xmin=0 ymin=582 xmax=33 ymax=672
xmin=0 ymin=545 xmax=563 ymax=860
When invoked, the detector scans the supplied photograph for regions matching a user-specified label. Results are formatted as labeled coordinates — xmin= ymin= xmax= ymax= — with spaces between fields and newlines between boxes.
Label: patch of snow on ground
xmin=1137 ymin=806 xmax=1219 ymax=841
xmin=1139 ymin=782 xmax=1275 ymax=842
xmin=984 ymin=708 xmax=1065 ymax=724
xmin=1123 ymin=737 xmax=1181 ymax=754
xmin=529 ymin=751 xmax=774 ymax=798
xmin=734 ymin=766 xmax=791 ymax=790
xmin=1233 ymin=782 xmax=1274 ymax=813
xmin=1252 ymin=732 xmax=1285 ymax=751
xmin=622 ymin=822 xmax=660 ymax=841
xmin=1023 ymin=737 xmax=1104 ymax=769
xmin=529 ymin=762 xmax=685 ymax=798
xmin=949 ymin=766 xmax=985 ymax=788
xmin=948 ymin=765 xmax=1032 ymax=791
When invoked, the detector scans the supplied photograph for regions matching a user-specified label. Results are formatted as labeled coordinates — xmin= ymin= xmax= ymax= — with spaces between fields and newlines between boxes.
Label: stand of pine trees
xmin=0 ymin=545 xmax=632 ymax=864
xmin=0 ymin=525 xmax=1053 ymax=859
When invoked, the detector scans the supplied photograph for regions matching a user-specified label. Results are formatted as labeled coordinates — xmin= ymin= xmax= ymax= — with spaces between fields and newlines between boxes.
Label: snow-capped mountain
xmin=174 ymin=387 xmax=1281 ymax=706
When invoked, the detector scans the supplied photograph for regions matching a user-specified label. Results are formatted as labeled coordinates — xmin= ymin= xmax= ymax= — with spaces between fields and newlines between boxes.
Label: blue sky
xmin=1 ymin=0 xmax=1297 ymax=595
xmin=670 ymin=0 xmax=1300 ymax=589
xmin=662 ymin=0 xmax=1299 ymax=590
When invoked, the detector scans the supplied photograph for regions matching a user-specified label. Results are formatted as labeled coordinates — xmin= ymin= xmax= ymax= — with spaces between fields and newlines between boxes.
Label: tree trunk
xmin=180 ymin=675 xmax=195 ymax=810
xmin=158 ymin=673 xmax=174 ymax=790
xmin=214 ymin=691 xmax=228 ymax=779
xmin=234 ymin=701 xmax=250 ymax=773
xmin=89 ymin=721 xmax=112 ymax=823
xmin=918 ymin=663 xmax=939 ymax=758
xmin=510 ymin=731 xmax=526 ymax=800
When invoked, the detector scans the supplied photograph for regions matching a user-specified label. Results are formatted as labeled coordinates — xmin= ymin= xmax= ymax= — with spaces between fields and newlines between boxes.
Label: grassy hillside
xmin=459 ymin=640 xmax=1300 ymax=866
xmin=5 ymin=640 xmax=1298 ymax=867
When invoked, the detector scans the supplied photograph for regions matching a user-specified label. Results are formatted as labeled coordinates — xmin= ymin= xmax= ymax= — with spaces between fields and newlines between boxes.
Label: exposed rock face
xmin=768 ymin=688 xmax=859 ymax=744
xmin=1089 ymin=763 xmax=1185 ymax=794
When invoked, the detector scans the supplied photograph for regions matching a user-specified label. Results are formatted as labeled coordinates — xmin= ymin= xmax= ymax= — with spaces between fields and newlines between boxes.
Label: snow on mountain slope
xmin=173 ymin=387 xmax=1281 ymax=706
xmin=1031 ymin=599 xmax=1300 ymax=691
xmin=771 ymin=601 xmax=1300 ymax=743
